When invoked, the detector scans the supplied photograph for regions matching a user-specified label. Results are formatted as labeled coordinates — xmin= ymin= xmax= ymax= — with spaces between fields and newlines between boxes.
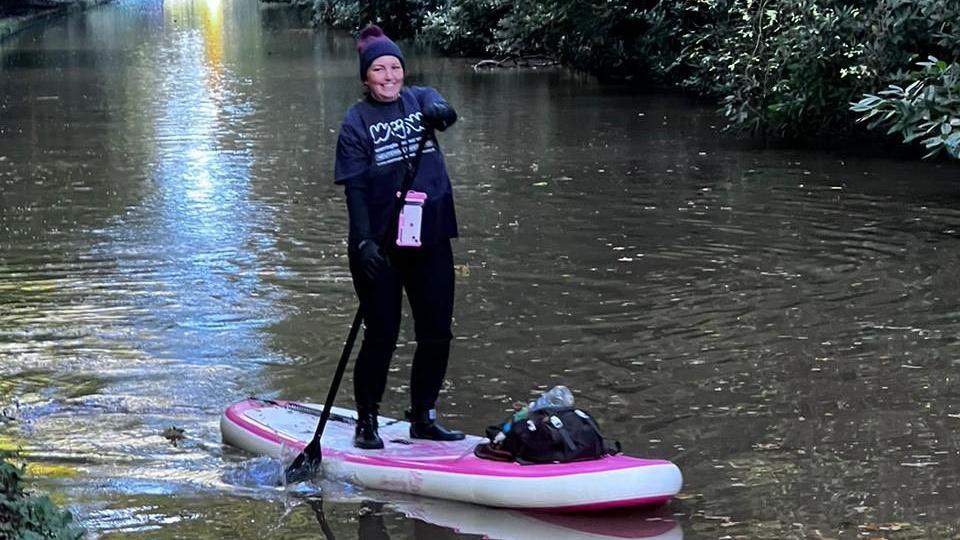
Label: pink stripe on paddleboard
xmin=226 ymin=400 xmax=674 ymax=479
xmin=224 ymin=399 xmax=306 ymax=450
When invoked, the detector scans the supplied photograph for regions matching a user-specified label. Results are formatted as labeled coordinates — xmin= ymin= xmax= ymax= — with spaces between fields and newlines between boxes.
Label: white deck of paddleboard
xmin=221 ymin=399 xmax=682 ymax=511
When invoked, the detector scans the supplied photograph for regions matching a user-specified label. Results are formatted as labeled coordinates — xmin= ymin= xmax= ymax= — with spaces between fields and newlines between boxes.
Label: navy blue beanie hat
xmin=357 ymin=24 xmax=405 ymax=81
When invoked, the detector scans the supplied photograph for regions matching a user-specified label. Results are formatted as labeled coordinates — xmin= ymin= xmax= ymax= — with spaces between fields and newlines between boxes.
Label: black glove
xmin=422 ymin=101 xmax=458 ymax=132
xmin=357 ymin=239 xmax=387 ymax=281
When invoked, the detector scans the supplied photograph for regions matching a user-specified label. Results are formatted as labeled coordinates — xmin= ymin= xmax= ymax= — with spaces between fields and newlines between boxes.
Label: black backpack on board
xmin=474 ymin=406 xmax=621 ymax=465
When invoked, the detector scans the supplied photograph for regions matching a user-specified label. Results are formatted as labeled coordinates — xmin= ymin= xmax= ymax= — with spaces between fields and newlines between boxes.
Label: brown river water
xmin=2 ymin=0 xmax=960 ymax=538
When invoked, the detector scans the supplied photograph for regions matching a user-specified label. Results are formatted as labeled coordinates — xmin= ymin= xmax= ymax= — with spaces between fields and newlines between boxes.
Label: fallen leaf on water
xmin=162 ymin=426 xmax=186 ymax=446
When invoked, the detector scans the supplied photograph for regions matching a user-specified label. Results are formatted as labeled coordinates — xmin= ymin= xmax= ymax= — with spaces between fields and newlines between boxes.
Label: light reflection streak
xmin=136 ymin=0 xmax=269 ymax=364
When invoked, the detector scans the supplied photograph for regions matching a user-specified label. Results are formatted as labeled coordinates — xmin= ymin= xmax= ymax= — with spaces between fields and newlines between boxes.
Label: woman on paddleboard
xmin=334 ymin=24 xmax=463 ymax=449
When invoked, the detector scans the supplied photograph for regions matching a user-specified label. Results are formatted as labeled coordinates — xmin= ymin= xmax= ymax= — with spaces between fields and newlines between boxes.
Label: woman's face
xmin=365 ymin=55 xmax=404 ymax=102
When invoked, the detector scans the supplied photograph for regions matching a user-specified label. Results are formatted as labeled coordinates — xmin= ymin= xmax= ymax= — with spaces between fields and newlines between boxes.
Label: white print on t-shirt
xmin=369 ymin=111 xmax=424 ymax=144
xmin=373 ymin=137 xmax=436 ymax=167
xmin=369 ymin=111 xmax=436 ymax=167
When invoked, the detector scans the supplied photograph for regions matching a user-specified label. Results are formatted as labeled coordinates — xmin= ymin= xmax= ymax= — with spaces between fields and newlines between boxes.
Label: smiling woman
xmin=330 ymin=23 xmax=464 ymax=451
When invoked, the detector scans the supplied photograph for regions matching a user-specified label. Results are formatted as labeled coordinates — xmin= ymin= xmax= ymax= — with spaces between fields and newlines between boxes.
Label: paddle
xmin=284 ymin=126 xmax=435 ymax=484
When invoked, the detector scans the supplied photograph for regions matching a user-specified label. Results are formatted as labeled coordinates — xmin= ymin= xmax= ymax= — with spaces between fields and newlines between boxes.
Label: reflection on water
xmin=215 ymin=458 xmax=683 ymax=539
xmin=306 ymin=495 xmax=683 ymax=540
xmin=2 ymin=0 xmax=960 ymax=538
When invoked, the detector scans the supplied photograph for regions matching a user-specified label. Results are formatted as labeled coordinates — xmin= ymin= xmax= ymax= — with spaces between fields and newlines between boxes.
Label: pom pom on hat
xmin=357 ymin=24 xmax=405 ymax=80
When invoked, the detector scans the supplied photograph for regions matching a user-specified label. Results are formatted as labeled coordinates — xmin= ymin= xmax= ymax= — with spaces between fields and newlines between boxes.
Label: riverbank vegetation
xmin=0 ymin=0 xmax=89 ymax=17
xmin=1 ymin=453 xmax=83 ymax=540
xmin=289 ymin=0 xmax=960 ymax=159
xmin=0 ymin=1 xmax=111 ymax=43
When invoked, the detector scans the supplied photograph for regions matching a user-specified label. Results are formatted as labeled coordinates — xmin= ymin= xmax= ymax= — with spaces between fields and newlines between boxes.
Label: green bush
xmin=673 ymin=0 xmax=871 ymax=136
xmin=0 ymin=455 xmax=83 ymax=540
xmin=664 ymin=0 xmax=960 ymax=150
xmin=851 ymin=57 xmax=960 ymax=158
xmin=424 ymin=0 xmax=659 ymax=79
xmin=420 ymin=0 xmax=509 ymax=56
xmin=490 ymin=0 xmax=651 ymax=77
xmin=288 ymin=0 xmax=960 ymax=157
xmin=309 ymin=0 xmax=357 ymax=28
xmin=312 ymin=0 xmax=436 ymax=37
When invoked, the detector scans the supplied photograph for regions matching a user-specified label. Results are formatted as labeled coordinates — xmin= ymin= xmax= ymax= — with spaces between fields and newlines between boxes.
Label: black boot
xmin=406 ymin=408 xmax=465 ymax=441
xmin=354 ymin=406 xmax=384 ymax=449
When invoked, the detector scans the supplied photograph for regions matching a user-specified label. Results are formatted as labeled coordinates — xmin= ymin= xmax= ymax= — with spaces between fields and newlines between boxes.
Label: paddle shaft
xmin=297 ymin=128 xmax=435 ymax=466
xmin=300 ymin=307 xmax=362 ymax=461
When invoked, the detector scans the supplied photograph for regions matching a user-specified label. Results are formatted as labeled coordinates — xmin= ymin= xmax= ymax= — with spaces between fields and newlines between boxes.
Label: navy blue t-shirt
xmin=334 ymin=86 xmax=458 ymax=248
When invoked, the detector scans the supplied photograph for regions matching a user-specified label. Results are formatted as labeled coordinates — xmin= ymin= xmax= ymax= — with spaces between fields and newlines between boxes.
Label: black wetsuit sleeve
xmin=334 ymin=110 xmax=378 ymax=250
xmin=344 ymin=178 xmax=374 ymax=250
xmin=415 ymin=87 xmax=458 ymax=131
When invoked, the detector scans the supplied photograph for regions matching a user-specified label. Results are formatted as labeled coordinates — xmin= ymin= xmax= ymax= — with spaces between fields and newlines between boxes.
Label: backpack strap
xmin=553 ymin=418 xmax=578 ymax=452
xmin=575 ymin=409 xmax=603 ymax=434
xmin=572 ymin=408 xmax=621 ymax=456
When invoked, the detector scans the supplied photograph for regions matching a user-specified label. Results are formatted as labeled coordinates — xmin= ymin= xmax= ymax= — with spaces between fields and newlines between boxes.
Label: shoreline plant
xmin=1 ymin=454 xmax=83 ymax=540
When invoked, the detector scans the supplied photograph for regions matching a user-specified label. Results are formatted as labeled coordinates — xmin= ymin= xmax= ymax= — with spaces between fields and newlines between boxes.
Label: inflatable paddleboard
xmin=221 ymin=398 xmax=683 ymax=512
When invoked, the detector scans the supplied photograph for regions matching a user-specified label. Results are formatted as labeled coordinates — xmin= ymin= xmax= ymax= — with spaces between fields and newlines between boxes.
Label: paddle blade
xmin=284 ymin=441 xmax=321 ymax=485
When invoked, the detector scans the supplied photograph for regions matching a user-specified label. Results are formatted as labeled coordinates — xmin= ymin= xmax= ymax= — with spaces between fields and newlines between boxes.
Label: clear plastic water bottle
xmin=529 ymin=385 xmax=574 ymax=411
xmin=496 ymin=386 xmax=574 ymax=440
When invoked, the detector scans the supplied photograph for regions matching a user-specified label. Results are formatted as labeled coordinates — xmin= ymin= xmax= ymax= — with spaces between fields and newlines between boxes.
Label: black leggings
xmin=348 ymin=240 xmax=454 ymax=412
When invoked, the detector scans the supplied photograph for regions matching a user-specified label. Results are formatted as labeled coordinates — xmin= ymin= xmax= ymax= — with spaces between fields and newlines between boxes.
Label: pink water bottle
xmin=396 ymin=190 xmax=427 ymax=247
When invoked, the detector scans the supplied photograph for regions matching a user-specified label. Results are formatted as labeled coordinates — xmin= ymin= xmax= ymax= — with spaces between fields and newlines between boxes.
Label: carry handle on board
xmin=284 ymin=127 xmax=435 ymax=484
